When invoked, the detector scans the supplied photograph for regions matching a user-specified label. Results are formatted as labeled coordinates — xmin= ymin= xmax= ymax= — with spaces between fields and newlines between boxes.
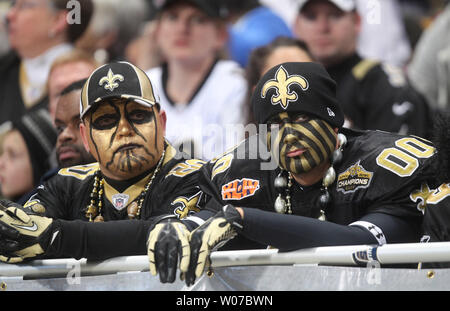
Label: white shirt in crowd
xmin=146 ymin=59 xmax=247 ymax=160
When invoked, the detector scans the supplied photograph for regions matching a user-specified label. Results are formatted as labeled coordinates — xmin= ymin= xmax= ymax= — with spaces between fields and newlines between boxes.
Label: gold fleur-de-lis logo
xmin=99 ymin=69 xmax=124 ymax=92
xmin=261 ymin=65 xmax=309 ymax=109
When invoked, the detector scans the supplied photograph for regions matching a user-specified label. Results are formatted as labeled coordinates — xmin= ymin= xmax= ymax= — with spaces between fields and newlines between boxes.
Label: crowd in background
xmin=0 ymin=0 xmax=449 ymax=201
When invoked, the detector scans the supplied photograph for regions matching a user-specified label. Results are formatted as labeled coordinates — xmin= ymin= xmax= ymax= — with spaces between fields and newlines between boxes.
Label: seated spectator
xmin=0 ymin=61 xmax=206 ymax=266
xmin=16 ymin=79 xmax=97 ymax=205
xmin=146 ymin=0 xmax=247 ymax=160
xmin=47 ymin=49 xmax=100 ymax=120
xmin=224 ymin=0 xmax=294 ymax=68
xmin=0 ymin=0 xmax=93 ymax=137
xmin=147 ymin=62 xmax=440 ymax=285
xmin=293 ymin=0 xmax=434 ymax=138
xmin=54 ymin=79 xmax=96 ymax=168
xmin=0 ymin=109 xmax=56 ymax=203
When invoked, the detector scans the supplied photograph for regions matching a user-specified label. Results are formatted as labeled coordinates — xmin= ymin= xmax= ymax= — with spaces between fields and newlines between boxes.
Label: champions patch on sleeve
xmin=337 ymin=161 xmax=373 ymax=194
xmin=221 ymin=178 xmax=260 ymax=200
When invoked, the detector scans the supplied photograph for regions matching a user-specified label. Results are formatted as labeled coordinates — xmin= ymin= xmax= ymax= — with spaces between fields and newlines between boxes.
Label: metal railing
xmin=1 ymin=241 xmax=450 ymax=279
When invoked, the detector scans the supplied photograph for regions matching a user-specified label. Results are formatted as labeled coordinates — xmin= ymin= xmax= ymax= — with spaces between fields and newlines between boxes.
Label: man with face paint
xmin=0 ymin=62 xmax=207 ymax=266
xmin=147 ymin=62 xmax=441 ymax=286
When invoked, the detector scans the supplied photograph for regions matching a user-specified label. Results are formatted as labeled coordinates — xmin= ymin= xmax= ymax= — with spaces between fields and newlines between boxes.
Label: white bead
xmin=323 ymin=167 xmax=336 ymax=187
xmin=338 ymin=133 xmax=347 ymax=148
xmin=274 ymin=196 xmax=287 ymax=214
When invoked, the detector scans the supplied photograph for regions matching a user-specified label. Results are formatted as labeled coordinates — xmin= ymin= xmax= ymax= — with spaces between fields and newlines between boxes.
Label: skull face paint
xmin=267 ymin=112 xmax=337 ymax=174
xmin=85 ymin=98 xmax=164 ymax=179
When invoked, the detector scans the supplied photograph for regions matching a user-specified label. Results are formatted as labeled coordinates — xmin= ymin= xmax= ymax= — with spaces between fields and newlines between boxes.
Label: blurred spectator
xmin=47 ymin=49 xmax=100 ymax=120
xmin=0 ymin=0 xmax=93 ymax=140
xmin=146 ymin=0 xmax=247 ymax=160
xmin=407 ymin=3 xmax=450 ymax=112
xmin=224 ymin=0 xmax=293 ymax=68
xmin=293 ymin=0 xmax=433 ymax=138
xmin=76 ymin=0 xmax=149 ymax=64
xmin=17 ymin=79 xmax=96 ymax=205
xmin=54 ymin=78 xmax=95 ymax=168
xmin=244 ymin=36 xmax=314 ymax=126
xmin=0 ymin=1 xmax=10 ymax=57
xmin=262 ymin=0 xmax=412 ymax=67
xmin=0 ymin=109 xmax=56 ymax=202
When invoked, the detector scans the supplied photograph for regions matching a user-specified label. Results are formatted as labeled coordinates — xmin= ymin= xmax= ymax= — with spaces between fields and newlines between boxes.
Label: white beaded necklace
xmin=274 ymin=133 xmax=347 ymax=220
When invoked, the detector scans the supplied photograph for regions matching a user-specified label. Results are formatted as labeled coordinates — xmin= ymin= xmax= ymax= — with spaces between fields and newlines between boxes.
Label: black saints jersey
xmin=422 ymin=183 xmax=450 ymax=242
xmin=198 ymin=128 xmax=439 ymax=249
xmin=24 ymin=144 xmax=206 ymax=222
xmin=417 ymin=183 xmax=450 ymax=268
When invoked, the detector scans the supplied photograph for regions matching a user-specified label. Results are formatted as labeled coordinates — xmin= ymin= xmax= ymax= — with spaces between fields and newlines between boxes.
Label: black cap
xmin=252 ymin=62 xmax=344 ymax=128
xmin=151 ymin=0 xmax=225 ymax=18
xmin=298 ymin=0 xmax=356 ymax=13
xmin=12 ymin=109 xmax=57 ymax=185
xmin=80 ymin=61 xmax=159 ymax=119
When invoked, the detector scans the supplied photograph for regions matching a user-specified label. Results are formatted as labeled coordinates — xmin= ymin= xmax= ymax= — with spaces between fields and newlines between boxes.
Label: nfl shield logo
xmin=112 ymin=193 xmax=130 ymax=211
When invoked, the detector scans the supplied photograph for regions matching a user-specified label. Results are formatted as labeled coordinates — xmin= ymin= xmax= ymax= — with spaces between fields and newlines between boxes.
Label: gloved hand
xmin=185 ymin=205 xmax=243 ymax=286
xmin=147 ymin=216 xmax=190 ymax=283
xmin=0 ymin=199 xmax=55 ymax=263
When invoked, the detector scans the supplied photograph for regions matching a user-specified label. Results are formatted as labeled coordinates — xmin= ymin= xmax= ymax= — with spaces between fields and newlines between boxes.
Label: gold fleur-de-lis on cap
xmin=99 ymin=69 xmax=124 ymax=92
xmin=261 ymin=65 xmax=309 ymax=109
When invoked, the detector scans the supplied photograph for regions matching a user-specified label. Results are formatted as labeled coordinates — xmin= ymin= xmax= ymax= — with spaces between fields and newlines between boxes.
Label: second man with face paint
xmin=148 ymin=62 xmax=441 ymax=286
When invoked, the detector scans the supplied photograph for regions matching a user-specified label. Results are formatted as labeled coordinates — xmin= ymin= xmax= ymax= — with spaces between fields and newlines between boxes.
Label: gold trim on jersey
xmin=58 ymin=163 xmax=100 ymax=180
xmin=102 ymin=142 xmax=177 ymax=209
xmin=103 ymin=173 xmax=150 ymax=209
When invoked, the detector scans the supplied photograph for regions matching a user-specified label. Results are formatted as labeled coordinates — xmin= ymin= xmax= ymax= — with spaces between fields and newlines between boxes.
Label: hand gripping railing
xmin=1 ymin=241 xmax=450 ymax=279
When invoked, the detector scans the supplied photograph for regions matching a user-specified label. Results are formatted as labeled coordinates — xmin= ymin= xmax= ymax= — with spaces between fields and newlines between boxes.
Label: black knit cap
xmin=12 ymin=109 xmax=57 ymax=185
xmin=251 ymin=62 xmax=344 ymax=128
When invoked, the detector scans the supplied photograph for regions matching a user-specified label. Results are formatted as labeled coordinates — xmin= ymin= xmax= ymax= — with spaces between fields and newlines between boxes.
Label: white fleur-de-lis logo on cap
xmin=99 ymin=69 xmax=124 ymax=92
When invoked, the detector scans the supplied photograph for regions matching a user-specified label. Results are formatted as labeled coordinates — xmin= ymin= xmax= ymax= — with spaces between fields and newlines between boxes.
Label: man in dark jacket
xmin=293 ymin=0 xmax=433 ymax=138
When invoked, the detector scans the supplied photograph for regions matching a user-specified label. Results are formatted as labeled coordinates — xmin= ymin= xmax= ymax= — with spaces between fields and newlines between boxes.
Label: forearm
xmin=48 ymin=219 xmax=151 ymax=260
xmin=239 ymin=208 xmax=380 ymax=251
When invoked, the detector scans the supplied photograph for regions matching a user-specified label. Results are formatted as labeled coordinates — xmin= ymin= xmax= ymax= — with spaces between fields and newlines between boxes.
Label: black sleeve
xmin=240 ymin=208 xmax=418 ymax=251
xmin=48 ymin=219 xmax=152 ymax=260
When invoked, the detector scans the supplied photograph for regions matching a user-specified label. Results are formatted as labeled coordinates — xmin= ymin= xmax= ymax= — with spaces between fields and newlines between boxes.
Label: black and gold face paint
xmin=267 ymin=112 xmax=337 ymax=174
xmin=86 ymin=98 xmax=164 ymax=179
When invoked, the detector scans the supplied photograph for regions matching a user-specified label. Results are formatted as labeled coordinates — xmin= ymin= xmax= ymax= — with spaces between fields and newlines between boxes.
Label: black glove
xmin=0 ymin=199 xmax=56 ymax=263
xmin=185 ymin=205 xmax=243 ymax=286
xmin=147 ymin=216 xmax=190 ymax=283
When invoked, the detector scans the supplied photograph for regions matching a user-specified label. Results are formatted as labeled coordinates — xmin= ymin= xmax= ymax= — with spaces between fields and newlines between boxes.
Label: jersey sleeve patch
xmin=221 ymin=178 xmax=260 ymax=201
xmin=337 ymin=161 xmax=373 ymax=194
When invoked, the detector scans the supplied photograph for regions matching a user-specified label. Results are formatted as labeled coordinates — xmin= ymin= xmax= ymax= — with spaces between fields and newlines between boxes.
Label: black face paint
xmin=267 ymin=113 xmax=337 ymax=174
